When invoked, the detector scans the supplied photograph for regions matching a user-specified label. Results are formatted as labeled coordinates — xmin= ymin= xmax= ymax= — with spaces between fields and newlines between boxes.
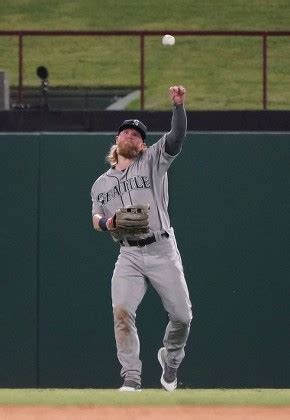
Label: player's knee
xmin=171 ymin=309 xmax=192 ymax=326
xmin=114 ymin=305 xmax=128 ymax=321
xmin=113 ymin=305 xmax=132 ymax=332
xmin=179 ymin=315 xmax=192 ymax=326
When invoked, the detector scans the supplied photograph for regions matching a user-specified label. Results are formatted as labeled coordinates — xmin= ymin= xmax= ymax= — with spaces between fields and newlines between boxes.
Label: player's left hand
xmin=169 ymin=85 xmax=186 ymax=106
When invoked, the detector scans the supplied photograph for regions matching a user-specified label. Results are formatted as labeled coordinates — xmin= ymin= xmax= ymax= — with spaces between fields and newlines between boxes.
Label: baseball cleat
xmin=119 ymin=380 xmax=141 ymax=392
xmin=158 ymin=347 xmax=177 ymax=392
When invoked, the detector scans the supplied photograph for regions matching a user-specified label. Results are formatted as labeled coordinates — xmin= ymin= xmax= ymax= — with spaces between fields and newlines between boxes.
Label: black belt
xmin=120 ymin=232 xmax=169 ymax=247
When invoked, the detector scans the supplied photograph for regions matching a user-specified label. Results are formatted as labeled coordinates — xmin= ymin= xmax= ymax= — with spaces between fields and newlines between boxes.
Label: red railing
xmin=0 ymin=30 xmax=290 ymax=110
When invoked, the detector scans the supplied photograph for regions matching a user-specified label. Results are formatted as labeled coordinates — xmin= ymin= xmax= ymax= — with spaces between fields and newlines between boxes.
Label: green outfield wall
xmin=0 ymin=133 xmax=289 ymax=388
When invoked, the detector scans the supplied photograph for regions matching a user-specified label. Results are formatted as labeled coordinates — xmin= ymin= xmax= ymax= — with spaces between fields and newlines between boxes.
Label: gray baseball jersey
xmin=91 ymin=134 xmax=176 ymax=239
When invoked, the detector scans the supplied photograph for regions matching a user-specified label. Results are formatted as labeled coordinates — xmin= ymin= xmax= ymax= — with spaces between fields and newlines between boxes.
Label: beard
xmin=117 ymin=141 xmax=140 ymax=160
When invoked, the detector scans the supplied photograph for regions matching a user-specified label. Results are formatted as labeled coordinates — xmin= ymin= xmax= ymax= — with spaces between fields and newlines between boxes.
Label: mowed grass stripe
xmin=0 ymin=389 xmax=289 ymax=406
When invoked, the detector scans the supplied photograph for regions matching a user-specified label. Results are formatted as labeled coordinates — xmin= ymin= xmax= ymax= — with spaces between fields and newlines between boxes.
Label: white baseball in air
xmin=162 ymin=34 xmax=175 ymax=46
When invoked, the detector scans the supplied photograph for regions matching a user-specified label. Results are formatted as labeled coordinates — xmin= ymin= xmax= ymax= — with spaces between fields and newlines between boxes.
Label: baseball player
xmin=91 ymin=85 xmax=192 ymax=392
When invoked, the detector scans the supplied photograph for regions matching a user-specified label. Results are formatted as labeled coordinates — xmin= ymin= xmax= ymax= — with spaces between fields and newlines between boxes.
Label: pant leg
xmin=111 ymin=246 xmax=147 ymax=385
xmin=145 ymin=235 xmax=192 ymax=368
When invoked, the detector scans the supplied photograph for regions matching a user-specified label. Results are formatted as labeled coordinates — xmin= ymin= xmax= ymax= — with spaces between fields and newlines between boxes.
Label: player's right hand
xmin=169 ymin=85 xmax=186 ymax=106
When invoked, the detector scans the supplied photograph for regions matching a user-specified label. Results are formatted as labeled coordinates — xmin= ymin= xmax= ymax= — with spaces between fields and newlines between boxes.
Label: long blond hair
xmin=106 ymin=144 xmax=119 ymax=166
xmin=106 ymin=143 xmax=147 ymax=167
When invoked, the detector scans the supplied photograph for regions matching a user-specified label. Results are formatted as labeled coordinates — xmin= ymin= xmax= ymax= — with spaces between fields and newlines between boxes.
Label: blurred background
xmin=1 ymin=0 xmax=290 ymax=111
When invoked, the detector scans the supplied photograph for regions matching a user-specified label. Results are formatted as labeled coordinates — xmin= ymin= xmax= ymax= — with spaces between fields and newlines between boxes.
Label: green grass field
xmin=0 ymin=1 xmax=290 ymax=109
xmin=0 ymin=389 xmax=289 ymax=406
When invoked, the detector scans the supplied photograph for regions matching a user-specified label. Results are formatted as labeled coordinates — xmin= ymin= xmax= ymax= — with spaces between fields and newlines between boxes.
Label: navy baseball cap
xmin=118 ymin=119 xmax=147 ymax=141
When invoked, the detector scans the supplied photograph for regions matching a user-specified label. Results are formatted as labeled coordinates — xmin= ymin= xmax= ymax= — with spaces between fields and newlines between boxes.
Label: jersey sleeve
xmin=146 ymin=104 xmax=186 ymax=174
xmin=146 ymin=134 xmax=180 ymax=175
xmin=91 ymin=184 xmax=104 ymax=217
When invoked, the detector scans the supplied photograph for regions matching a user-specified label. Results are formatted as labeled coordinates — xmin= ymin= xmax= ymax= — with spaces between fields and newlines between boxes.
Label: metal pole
xmin=263 ymin=34 xmax=267 ymax=110
xmin=18 ymin=33 xmax=23 ymax=103
xmin=140 ymin=34 xmax=145 ymax=110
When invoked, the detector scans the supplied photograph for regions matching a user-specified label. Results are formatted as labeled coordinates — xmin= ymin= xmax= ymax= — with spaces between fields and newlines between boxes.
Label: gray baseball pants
xmin=111 ymin=229 xmax=192 ymax=386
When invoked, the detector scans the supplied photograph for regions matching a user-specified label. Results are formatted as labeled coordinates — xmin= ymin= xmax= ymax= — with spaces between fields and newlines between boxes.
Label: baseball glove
xmin=108 ymin=204 xmax=150 ymax=236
